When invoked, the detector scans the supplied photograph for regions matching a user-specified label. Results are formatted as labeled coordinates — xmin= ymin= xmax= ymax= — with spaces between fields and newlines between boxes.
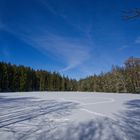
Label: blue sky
xmin=0 ymin=0 xmax=140 ymax=79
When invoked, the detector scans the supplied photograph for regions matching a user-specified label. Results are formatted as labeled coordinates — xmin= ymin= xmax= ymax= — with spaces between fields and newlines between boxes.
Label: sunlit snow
xmin=0 ymin=92 xmax=140 ymax=140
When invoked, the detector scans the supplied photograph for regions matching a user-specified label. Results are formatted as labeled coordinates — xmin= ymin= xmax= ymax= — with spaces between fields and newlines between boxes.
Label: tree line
xmin=78 ymin=57 xmax=140 ymax=93
xmin=0 ymin=57 xmax=140 ymax=93
xmin=0 ymin=62 xmax=77 ymax=92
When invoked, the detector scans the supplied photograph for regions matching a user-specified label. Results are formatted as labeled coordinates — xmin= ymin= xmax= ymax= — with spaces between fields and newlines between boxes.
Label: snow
xmin=0 ymin=92 xmax=140 ymax=140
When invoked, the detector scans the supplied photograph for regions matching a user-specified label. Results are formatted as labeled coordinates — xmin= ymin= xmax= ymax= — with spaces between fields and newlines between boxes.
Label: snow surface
xmin=0 ymin=92 xmax=140 ymax=140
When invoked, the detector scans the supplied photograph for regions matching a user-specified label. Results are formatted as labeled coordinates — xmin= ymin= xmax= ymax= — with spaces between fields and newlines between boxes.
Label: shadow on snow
xmin=0 ymin=96 xmax=140 ymax=140
xmin=48 ymin=99 xmax=140 ymax=140
xmin=0 ymin=96 xmax=78 ymax=140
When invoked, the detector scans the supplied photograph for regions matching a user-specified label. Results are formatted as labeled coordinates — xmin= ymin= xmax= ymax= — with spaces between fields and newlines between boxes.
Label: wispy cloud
xmin=0 ymin=1 xmax=93 ymax=73
xmin=135 ymin=36 xmax=140 ymax=44
xmin=120 ymin=36 xmax=140 ymax=50
xmin=40 ymin=0 xmax=58 ymax=15
xmin=39 ymin=0 xmax=91 ymax=33
xmin=23 ymin=33 xmax=91 ymax=72
xmin=2 ymin=23 xmax=91 ymax=72
xmin=119 ymin=45 xmax=130 ymax=50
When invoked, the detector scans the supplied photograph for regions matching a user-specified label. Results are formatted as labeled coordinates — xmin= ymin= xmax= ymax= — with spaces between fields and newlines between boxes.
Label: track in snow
xmin=0 ymin=92 xmax=140 ymax=140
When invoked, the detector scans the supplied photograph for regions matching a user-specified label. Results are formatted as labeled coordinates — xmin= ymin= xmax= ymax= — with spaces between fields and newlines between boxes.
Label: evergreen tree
xmin=0 ymin=57 xmax=139 ymax=93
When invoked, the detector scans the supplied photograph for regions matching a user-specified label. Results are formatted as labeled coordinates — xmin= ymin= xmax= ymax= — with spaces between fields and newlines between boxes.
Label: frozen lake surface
xmin=0 ymin=92 xmax=140 ymax=140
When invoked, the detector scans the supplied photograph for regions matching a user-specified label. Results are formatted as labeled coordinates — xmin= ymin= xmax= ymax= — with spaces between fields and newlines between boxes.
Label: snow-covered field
xmin=0 ymin=92 xmax=140 ymax=140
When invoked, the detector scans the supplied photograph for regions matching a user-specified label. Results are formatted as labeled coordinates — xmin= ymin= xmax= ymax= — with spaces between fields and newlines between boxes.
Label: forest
xmin=0 ymin=57 xmax=140 ymax=93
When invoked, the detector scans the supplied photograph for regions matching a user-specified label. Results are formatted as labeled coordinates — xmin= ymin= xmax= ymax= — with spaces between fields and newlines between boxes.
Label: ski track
xmin=0 ymin=100 xmax=76 ymax=129
xmin=0 ymin=96 xmax=116 ymax=133
xmin=0 ymin=92 xmax=140 ymax=140
xmin=60 ymin=97 xmax=116 ymax=120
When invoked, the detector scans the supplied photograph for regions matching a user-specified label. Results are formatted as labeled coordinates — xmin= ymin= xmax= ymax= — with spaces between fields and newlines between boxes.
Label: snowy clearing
xmin=0 ymin=92 xmax=140 ymax=140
